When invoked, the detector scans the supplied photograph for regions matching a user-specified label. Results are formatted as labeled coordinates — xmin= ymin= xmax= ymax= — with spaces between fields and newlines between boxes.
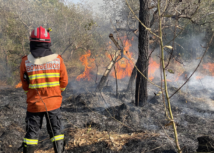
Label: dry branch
xmin=96 ymin=34 xmax=122 ymax=91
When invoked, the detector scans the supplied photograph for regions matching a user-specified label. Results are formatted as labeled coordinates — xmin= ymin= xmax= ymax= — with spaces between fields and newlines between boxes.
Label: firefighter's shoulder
xmin=22 ymin=55 xmax=27 ymax=59
xmin=57 ymin=54 xmax=64 ymax=60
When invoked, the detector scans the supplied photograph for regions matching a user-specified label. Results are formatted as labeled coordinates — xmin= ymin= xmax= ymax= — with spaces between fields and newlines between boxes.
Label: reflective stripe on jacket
xmin=20 ymin=54 xmax=68 ymax=112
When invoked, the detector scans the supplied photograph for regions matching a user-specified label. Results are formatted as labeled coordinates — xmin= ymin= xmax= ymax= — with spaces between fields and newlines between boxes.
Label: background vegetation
xmin=0 ymin=0 xmax=214 ymax=87
xmin=0 ymin=0 xmax=109 ymax=85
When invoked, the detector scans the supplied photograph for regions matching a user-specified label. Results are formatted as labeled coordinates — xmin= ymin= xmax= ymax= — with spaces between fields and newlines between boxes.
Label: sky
xmin=70 ymin=0 xmax=81 ymax=3
xmin=68 ymin=0 xmax=103 ymax=5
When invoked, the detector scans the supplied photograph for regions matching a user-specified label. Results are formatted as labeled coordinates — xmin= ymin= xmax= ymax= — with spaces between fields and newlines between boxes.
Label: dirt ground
xmin=1 ymin=81 xmax=214 ymax=153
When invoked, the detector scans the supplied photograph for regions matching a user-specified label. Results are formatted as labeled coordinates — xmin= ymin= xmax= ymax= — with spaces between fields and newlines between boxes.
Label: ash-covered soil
xmin=1 ymin=82 xmax=214 ymax=153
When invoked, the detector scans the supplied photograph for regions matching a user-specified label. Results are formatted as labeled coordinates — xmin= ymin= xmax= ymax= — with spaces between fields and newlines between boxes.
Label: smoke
xmin=67 ymin=80 xmax=97 ymax=94
xmin=65 ymin=5 xmax=214 ymax=113
xmin=133 ymin=33 xmax=214 ymax=112
xmin=0 ymin=56 xmax=12 ymax=86
xmin=169 ymin=34 xmax=214 ymax=111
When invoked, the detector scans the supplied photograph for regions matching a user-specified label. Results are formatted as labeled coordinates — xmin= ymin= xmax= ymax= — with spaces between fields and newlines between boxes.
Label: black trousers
xmin=24 ymin=108 xmax=64 ymax=144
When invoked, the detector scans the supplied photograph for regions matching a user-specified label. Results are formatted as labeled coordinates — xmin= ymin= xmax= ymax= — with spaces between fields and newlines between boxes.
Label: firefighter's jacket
xmin=20 ymin=54 xmax=68 ymax=112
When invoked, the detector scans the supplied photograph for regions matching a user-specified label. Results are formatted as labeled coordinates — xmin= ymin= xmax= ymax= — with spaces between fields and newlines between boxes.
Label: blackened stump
xmin=197 ymin=136 xmax=214 ymax=152
xmin=135 ymin=0 xmax=149 ymax=106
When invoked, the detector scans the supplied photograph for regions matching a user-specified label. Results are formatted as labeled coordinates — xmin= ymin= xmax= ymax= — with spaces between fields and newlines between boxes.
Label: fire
xmin=168 ymin=59 xmax=185 ymax=82
xmin=194 ymin=62 xmax=214 ymax=80
xmin=113 ymin=56 xmax=134 ymax=79
xmin=148 ymin=58 xmax=159 ymax=81
xmin=203 ymin=63 xmax=214 ymax=76
xmin=107 ymin=53 xmax=134 ymax=79
xmin=107 ymin=37 xmax=134 ymax=79
xmin=76 ymin=50 xmax=95 ymax=81
xmin=107 ymin=35 xmax=161 ymax=81
xmin=196 ymin=76 xmax=204 ymax=80
xmin=165 ymin=79 xmax=172 ymax=82
xmin=175 ymin=75 xmax=181 ymax=82
xmin=16 ymin=82 xmax=22 ymax=88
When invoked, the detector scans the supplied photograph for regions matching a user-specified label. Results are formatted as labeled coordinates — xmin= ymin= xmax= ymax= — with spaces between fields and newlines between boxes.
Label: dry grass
xmin=0 ymin=80 xmax=8 ymax=87
xmin=35 ymin=149 xmax=54 ymax=153
xmin=35 ymin=127 xmax=158 ymax=153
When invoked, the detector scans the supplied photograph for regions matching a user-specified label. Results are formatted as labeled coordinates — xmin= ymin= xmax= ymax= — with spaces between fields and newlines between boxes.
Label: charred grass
xmin=1 ymin=85 xmax=214 ymax=152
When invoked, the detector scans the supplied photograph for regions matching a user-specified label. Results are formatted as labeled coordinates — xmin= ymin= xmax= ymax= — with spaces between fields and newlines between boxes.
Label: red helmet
xmin=30 ymin=26 xmax=51 ymax=43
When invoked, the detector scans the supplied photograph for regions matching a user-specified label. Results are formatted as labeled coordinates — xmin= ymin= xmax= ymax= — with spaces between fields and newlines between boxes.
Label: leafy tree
xmin=0 ymin=0 xmax=106 ymax=84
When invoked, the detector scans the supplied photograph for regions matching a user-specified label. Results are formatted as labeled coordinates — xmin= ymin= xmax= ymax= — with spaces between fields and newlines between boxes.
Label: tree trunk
xmin=126 ymin=63 xmax=137 ymax=92
xmin=135 ymin=0 xmax=149 ymax=107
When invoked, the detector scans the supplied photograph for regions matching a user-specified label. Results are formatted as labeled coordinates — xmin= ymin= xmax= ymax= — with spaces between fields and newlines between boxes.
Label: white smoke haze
xmin=167 ymin=34 xmax=214 ymax=111
xmin=67 ymin=31 xmax=214 ymax=120
xmin=69 ymin=33 xmax=213 ymax=93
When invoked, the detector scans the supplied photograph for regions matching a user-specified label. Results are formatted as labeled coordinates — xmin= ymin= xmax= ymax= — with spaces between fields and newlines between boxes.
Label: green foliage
xmin=167 ymin=69 xmax=175 ymax=74
xmin=84 ymin=20 xmax=97 ymax=31
xmin=0 ymin=0 xmax=107 ymax=84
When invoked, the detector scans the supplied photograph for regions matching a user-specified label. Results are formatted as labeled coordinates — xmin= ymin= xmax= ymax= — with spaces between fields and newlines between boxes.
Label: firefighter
xmin=20 ymin=26 xmax=68 ymax=153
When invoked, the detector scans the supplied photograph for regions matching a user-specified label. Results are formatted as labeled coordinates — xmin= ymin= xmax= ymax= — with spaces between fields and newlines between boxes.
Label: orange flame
xmin=169 ymin=59 xmax=185 ymax=82
xmin=196 ymin=76 xmax=204 ymax=80
xmin=76 ymin=50 xmax=95 ymax=81
xmin=16 ymin=82 xmax=22 ymax=88
xmin=107 ymin=37 xmax=134 ymax=79
xmin=107 ymin=36 xmax=161 ymax=81
xmin=175 ymin=75 xmax=180 ymax=81
xmin=164 ymin=79 xmax=173 ymax=82
xmin=203 ymin=63 xmax=214 ymax=76
xmin=107 ymin=53 xmax=134 ymax=79
xmin=148 ymin=58 xmax=159 ymax=81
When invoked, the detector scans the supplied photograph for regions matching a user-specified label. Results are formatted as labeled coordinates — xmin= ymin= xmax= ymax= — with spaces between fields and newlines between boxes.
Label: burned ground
xmin=1 ymin=83 xmax=214 ymax=153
